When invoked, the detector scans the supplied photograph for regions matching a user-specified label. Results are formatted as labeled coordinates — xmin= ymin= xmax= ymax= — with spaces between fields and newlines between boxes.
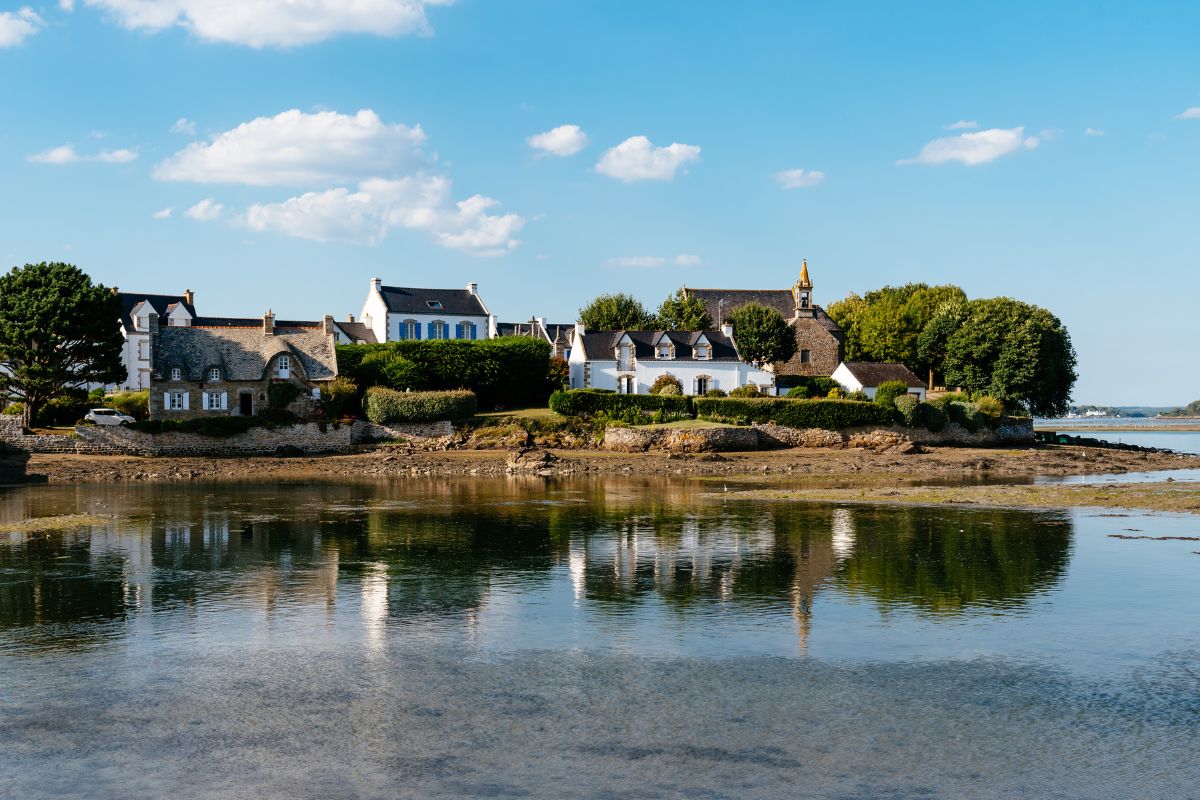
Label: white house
xmin=113 ymin=290 xmax=198 ymax=391
xmin=831 ymin=361 xmax=927 ymax=401
xmin=567 ymin=323 xmax=776 ymax=395
xmin=330 ymin=316 xmax=377 ymax=345
xmin=358 ymin=279 xmax=496 ymax=343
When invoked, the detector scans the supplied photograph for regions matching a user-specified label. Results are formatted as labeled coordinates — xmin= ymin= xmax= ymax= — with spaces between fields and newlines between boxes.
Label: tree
xmin=0 ymin=263 xmax=124 ymax=428
xmin=726 ymin=302 xmax=797 ymax=365
xmin=578 ymin=293 xmax=656 ymax=330
xmin=655 ymin=288 xmax=712 ymax=330
xmin=942 ymin=297 xmax=1076 ymax=417
xmin=827 ymin=283 xmax=968 ymax=375
xmin=916 ymin=300 xmax=967 ymax=388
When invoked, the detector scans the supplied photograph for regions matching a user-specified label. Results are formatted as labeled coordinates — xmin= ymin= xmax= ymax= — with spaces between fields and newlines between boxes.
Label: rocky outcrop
xmin=505 ymin=447 xmax=575 ymax=476
xmin=603 ymin=426 xmax=761 ymax=453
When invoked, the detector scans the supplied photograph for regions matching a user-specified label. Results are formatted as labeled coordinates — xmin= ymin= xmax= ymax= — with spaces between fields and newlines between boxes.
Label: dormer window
xmin=170 ymin=368 xmax=181 ymax=381
xmin=208 ymin=368 xmax=221 ymax=381
xmin=657 ymin=342 xmax=672 ymax=359
xmin=695 ymin=344 xmax=710 ymax=360
xmin=426 ymin=300 xmax=443 ymax=310
xmin=276 ymin=354 xmax=291 ymax=379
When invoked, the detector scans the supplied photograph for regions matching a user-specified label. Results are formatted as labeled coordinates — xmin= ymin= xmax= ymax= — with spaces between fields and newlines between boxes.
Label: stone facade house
xmin=148 ymin=312 xmax=338 ymax=421
xmin=831 ymin=361 xmax=927 ymax=401
xmin=359 ymin=279 xmax=496 ymax=343
xmin=567 ymin=323 xmax=776 ymax=395
xmin=682 ymin=261 xmax=844 ymax=378
xmin=112 ymin=289 xmax=198 ymax=391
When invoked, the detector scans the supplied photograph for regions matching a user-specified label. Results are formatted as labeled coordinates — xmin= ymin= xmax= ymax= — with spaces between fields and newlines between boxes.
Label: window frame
xmin=170 ymin=367 xmax=181 ymax=381
xmin=276 ymin=354 xmax=291 ymax=378
xmin=208 ymin=367 xmax=221 ymax=381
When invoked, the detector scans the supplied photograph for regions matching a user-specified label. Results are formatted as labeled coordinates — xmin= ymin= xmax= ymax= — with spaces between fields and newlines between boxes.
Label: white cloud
xmin=1084 ymin=127 xmax=1106 ymax=137
xmin=527 ymin=124 xmax=588 ymax=156
xmin=774 ymin=168 xmax=825 ymax=189
xmin=245 ymin=175 xmax=524 ymax=256
xmin=674 ymin=254 xmax=701 ymax=266
xmin=82 ymin=0 xmax=450 ymax=48
xmin=154 ymin=108 xmax=426 ymax=186
xmin=151 ymin=207 xmax=173 ymax=219
xmin=28 ymin=145 xmax=81 ymax=165
xmin=945 ymin=120 xmax=979 ymax=130
xmin=897 ymin=126 xmax=1039 ymax=166
xmin=28 ymin=144 xmax=139 ymax=164
xmin=606 ymin=253 xmax=701 ymax=268
xmin=1177 ymin=107 xmax=1200 ymax=120
xmin=171 ymin=117 xmax=197 ymax=135
xmin=595 ymin=135 xmax=700 ymax=182
xmin=60 ymin=0 xmax=75 ymax=11
xmin=185 ymin=198 xmax=223 ymax=221
xmin=0 ymin=8 xmax=42 ymax=48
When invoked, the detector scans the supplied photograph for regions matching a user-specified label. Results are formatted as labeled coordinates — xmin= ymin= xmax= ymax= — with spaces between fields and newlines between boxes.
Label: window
xmin=695 ymin=344 xmax=710 ymax=360
xmin=430 ymin=320 xmax=448 ymax=340
xmin=168 ymin=391 xmax=186 ymax=411
xmin=170 ymin=367 xmax=181 ymax=381
xmin=426 ymin=300 xmax=443 ymax=310
xmin=208 ymin=368 xmax=220 ymax=381
xmin=138 ymin=340 xmax=149 ymax=361
xmin=401 ymin=319 xmax=419 ymax=340
xmin=207 ymin=392 xmax=222 ymax=410
xmin=618 ymin=375 xmax=636 ymax=395
xmin=695 ymin=376 xmax=710 ymax=395
xmin=456 ymin=321 xmax=476 ymax=339
xmin=799 ymin=349 xmax=811 ymax=364
xmin=657 ymin=343 xmax=672 ymax=359
xmin=276 ymin=355 xmax=291 ymax=379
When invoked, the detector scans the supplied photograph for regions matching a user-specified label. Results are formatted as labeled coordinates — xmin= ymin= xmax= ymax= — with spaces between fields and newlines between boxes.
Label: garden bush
xmin=267 ymin=381 xmax=302 ymax=411
xmin=38 ymin=391 xmax=90 ymax=426
xmin=914 ymin=401 xmax=946 ymax=432
xmin=2 ymin=402 xmax=23 ymax=416
xmin=826 ymin=387 xmax=844 ymax=399
xmin=785 ymin=386 xmax=810 ymax=399
xmin=703 ymin=388 xmax=728 ymax=398
xmin=695 ymin=397 xmax=893 ymax=430
xmin=548 ymin=389 xmax=692 ymax=422
xmin=320 ymin=377 xmax=359 ymax=419
xmin=108 ymin=390 xmax=149 ymax=421
xmin=973 ymin=395 xmax=1005 ymax=425
xmin=845 ymin=390 xmax=869 ymax=402
xmin=650 ymin=374 xmax=684 ymax=395
xmin=729 ymin=385 xmax=762 ymax=398
xmin=364 ymin=387 xmax=478 ymax=424
xmin=893 ymin=394 xmax=919 ymax=427
xmin=947 ymin=401 xmax=983 ymax=432
xmin=874 ymin=380 xmax=910 ymax=410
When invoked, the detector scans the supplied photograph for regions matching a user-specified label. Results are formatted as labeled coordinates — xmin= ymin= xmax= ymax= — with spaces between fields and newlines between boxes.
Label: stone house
xmin=831 ymin=361 xmax=927 ymax=401
xmin=682 ymin=260 xmax=844 ymax=378
xmin=148 ymin=311 xmax=339 ymax=421
xmin=358 ymin=278 xmax=496 ymax=343
xmin=112 ymin=289 xmax=198 ymax=391
xmin=567 ymin=323 xmax=776 ymax=395
xmin=496 ymin=318 xmax=574 ymax=358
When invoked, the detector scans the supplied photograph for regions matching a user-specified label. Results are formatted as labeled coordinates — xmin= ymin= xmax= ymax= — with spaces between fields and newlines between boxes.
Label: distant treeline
xmin=1162 ymin=399 xmax=1200 ymax=417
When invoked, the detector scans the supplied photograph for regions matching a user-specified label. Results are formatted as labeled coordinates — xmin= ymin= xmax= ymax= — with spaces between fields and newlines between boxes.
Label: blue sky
xmin=1 ymin=1 xmax=1198 ymax=405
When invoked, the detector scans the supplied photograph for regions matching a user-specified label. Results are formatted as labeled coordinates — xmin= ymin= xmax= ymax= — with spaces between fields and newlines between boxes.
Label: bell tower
xmin=792 ymin=259 xmax=814 ymax=316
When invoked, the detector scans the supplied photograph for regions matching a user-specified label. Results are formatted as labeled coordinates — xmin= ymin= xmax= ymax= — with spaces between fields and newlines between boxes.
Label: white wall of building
xmin=568 ymin=336 xmax=775 ymax=395
xmin=830 ymin=363 xmax=926 ymax=400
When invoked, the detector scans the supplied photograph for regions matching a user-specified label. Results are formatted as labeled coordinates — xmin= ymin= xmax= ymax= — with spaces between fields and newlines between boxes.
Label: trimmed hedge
xmin=549 ymin=389 xmax=692 ymax=419
xmin=695 ymin=397 xmax=894 ymax=430
xmin=894 ymin=394 xmax=919 ymax=426
xmin=129 ymin=416 xmax=266 ymax=437
xmin=365 ymin=387 xmax=477 ymax=424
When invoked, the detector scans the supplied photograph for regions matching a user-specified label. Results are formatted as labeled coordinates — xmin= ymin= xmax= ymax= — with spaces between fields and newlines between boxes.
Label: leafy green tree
xmin=916 ymin=300 xmax=967 ymax=388
xmin=655 ymin=288 xmax=712 ymax=330
xmin=0 ymin=263 xmax=124 ymax=428
xmin=942 ymin=298 xmax=1076 ymax=417
xmin=578 ymin=293 xmax=656 ymax=330
xmin=828 ymin=283 xmax=967 ymax=374
xmin=726 ymin=302 xmax=798 ymax=365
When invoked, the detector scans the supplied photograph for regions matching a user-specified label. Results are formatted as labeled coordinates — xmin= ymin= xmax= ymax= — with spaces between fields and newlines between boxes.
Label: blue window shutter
xmin=426 ymin=322 xmax=433 ymax=339
xmin=469 ymin=322 xmax=477 ymax=340
xmin=412 ymin=323 xmax=420 ymax=340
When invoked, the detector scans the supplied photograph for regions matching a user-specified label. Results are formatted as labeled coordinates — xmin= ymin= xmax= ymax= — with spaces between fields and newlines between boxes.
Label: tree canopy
xmin=1162 ymin=399 xmax=1200 ymax=418
xmin=578 ymin=293 xmax=656 ymax=330
xmin=0 ymin=262 xmax=125 ymax=427
xmin=726 ymin=302 xmax=797 ymax=365
xmin=655 ymin=288 xmax=712 ymax=330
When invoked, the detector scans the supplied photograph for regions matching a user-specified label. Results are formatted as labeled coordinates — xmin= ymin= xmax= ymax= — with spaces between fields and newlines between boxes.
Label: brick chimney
xmin=263 ymin=310 xmax=275 ymax=335
xmin=346 ymin=314 xmax=355 ymax=323
xmin=323 ymin=314 xmax=334 ymax=336
xmin=148 ymin=312 xmax=159 ymax=332
xmin=183 ymin=289 xmax=194 ymax=306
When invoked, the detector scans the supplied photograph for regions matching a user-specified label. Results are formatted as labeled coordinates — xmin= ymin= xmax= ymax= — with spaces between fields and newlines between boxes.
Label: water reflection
xmin=0 ymin=479 xmax=1074 ymax=654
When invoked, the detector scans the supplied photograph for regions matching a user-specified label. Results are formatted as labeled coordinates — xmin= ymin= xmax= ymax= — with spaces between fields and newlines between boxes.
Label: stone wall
xmin=603 ymin=426 xmax=761 ymax=453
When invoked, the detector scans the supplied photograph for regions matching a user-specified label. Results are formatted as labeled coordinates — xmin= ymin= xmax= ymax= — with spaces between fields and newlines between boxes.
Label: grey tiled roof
xmin=841 ymin=361 xmax=925 ymax=388
xmin=577 ymin=330 xmax=742 ymax=362
xmin=118 ymin=292 xmax=196 ymax=332
xmin=333 ymin=320 xmax=377 ymax=343
xmin=380 ymin=286 xmax=487 ymax=316
xmin=683 ymin=287 xmax=843 ymax=334
xmin=152 ymin=324 xmax=337 ymax=383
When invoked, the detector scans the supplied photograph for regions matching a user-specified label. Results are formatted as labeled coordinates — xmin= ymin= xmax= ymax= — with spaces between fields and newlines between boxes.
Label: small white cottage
xmin=830 ymin=361 xmax=927 ymax=400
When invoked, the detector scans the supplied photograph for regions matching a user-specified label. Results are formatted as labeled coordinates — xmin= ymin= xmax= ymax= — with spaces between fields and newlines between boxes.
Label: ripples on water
xmin=0 ymin=478 xmax=1198 ymax=799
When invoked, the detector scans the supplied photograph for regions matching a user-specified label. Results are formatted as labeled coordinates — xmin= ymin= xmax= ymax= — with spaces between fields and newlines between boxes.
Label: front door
xmin=239 ymin=393 xmax=253 ymax=416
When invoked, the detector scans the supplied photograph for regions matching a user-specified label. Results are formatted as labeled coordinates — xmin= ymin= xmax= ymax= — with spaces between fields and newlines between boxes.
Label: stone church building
xmin=682 ymin=261 xmax=845 ymax=378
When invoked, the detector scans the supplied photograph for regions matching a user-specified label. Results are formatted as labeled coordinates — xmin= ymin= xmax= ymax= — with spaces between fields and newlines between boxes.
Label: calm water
xmin=1037 ymin=418 xmax=1200 ymax=454
xmin=1 ymin=478 xmax=1198 ymax=799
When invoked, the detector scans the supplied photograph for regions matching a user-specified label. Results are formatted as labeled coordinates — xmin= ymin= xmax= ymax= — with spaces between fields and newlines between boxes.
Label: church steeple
xmin=792 ymin=259 xmax=814 ymax=315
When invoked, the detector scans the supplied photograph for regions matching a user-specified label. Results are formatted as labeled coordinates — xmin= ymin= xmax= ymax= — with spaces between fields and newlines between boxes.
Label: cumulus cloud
xmin=171 ymin=117 xmax=197 ymax=135
xmin=185 ymin=198 xmax=222 ymax=221
xmin=28 ymin=144 xmax=139 ymax=164
xmin=1084 ymin=128 xmax=1106 ymax=137
xmin=154 ymin=108 xmax=425 ymax=186
xmin=1177 ymin=107 xmax=1200 ymax=120
xmin=945 ymin=120 xmax=979 ymax=130
xmin=595 ymin=135 xmax=700 ymax=182
xmin=82 ymin=0 xmax=451 ymax=48
xmin=60 ymin=0 xmax=75 ymax=11
xmin=244 ymin=175 xmax=524 ymax=256
xmin=0 ymin=8 xmax=42 ymax=48
xmin=897 ymin=126 xmax=1039 ymax=166
xmin=606 ymin=253 xmax=701 ymax=268
xmin=151 ymin=207 xmax=173 ymax=219
xmin=774 ymin=168 xmax=825 ymax=189
xmin=527 ymin=124 xmax=588 ymax=157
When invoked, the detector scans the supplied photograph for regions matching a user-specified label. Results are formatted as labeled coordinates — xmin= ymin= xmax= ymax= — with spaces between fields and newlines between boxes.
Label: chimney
xmin=346 ymin=314 xmax=355 ymax=323
xmin=263 ymin=309 xmax=275 ymax=335
xmin=466 ymin=282 xmax=478 ymax=295
xmin=148 ymin=312 xmax=159 ymax=333
xmin=183 ymin=289 xmax=194 ymax=306
xmin=323 ymin=314 xmax=334 ymax=336
xmin=721 ymin=321 xmax=734 ymax=339
xmin=371 ymin=277 xmax=382 ymax=292
xmin=574 ymin=321 xmax=586 ymax=339
xmin=110 ymin=286 xmax=119 ymax=296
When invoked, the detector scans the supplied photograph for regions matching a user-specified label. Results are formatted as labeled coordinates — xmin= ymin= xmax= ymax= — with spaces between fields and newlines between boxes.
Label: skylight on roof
xmin=426 ymin=300 xmax=443 ymax=310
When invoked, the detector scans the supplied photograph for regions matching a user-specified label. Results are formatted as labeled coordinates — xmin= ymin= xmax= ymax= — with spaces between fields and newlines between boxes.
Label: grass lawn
xmin=634 ymin=419 xmax=744 ymax=430
xmin=472 ymin=406 xmax=562 ymax=421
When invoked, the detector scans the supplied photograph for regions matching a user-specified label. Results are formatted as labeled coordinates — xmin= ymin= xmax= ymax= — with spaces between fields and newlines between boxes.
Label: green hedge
xmin=549 ymin=389 xmax=692 ymax=419
xmin=694 ymin=397 xmax=893 ymax=430
xmin=129 ymin=416 xmax=266 ymax=437
xmin=364 ymin=387 xmax=477 ymax=424
xmin=338 ymin=337 xmax=554 ymax=409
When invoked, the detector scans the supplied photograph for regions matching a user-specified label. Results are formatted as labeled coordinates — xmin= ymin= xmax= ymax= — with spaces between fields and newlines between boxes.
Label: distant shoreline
xmin=1037 ymin=422 xmax=1200 ymax=432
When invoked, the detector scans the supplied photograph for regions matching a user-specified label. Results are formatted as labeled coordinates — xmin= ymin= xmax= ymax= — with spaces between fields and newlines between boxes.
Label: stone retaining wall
xmin=603 ymin=426 xmax=762 ymax=453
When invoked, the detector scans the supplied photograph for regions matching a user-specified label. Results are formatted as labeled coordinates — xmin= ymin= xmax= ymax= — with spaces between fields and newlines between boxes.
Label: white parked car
xmin=84 ymin=408 xmax=136 ymax=426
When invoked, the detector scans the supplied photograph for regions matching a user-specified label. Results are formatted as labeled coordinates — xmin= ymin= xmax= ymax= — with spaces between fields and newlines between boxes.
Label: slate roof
xmin=152 ymin=323 xmax=337 ymax=383
xmin=841 ymin=361 xmax=925 ymax=388
xmin=683 ymin=287 xmax=843 ymax=335
xmin=496 ymin=320 xmax=573 ymax=343
xmin=379 ymin=286 xmax=488 ymax=317
xmin=118 ymin=292 xmax=196 ymax=332
xmin=333 ymin=320 xmax=377 ymax=344
xmin=576 ymin=330 xmax=742 ymax=362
